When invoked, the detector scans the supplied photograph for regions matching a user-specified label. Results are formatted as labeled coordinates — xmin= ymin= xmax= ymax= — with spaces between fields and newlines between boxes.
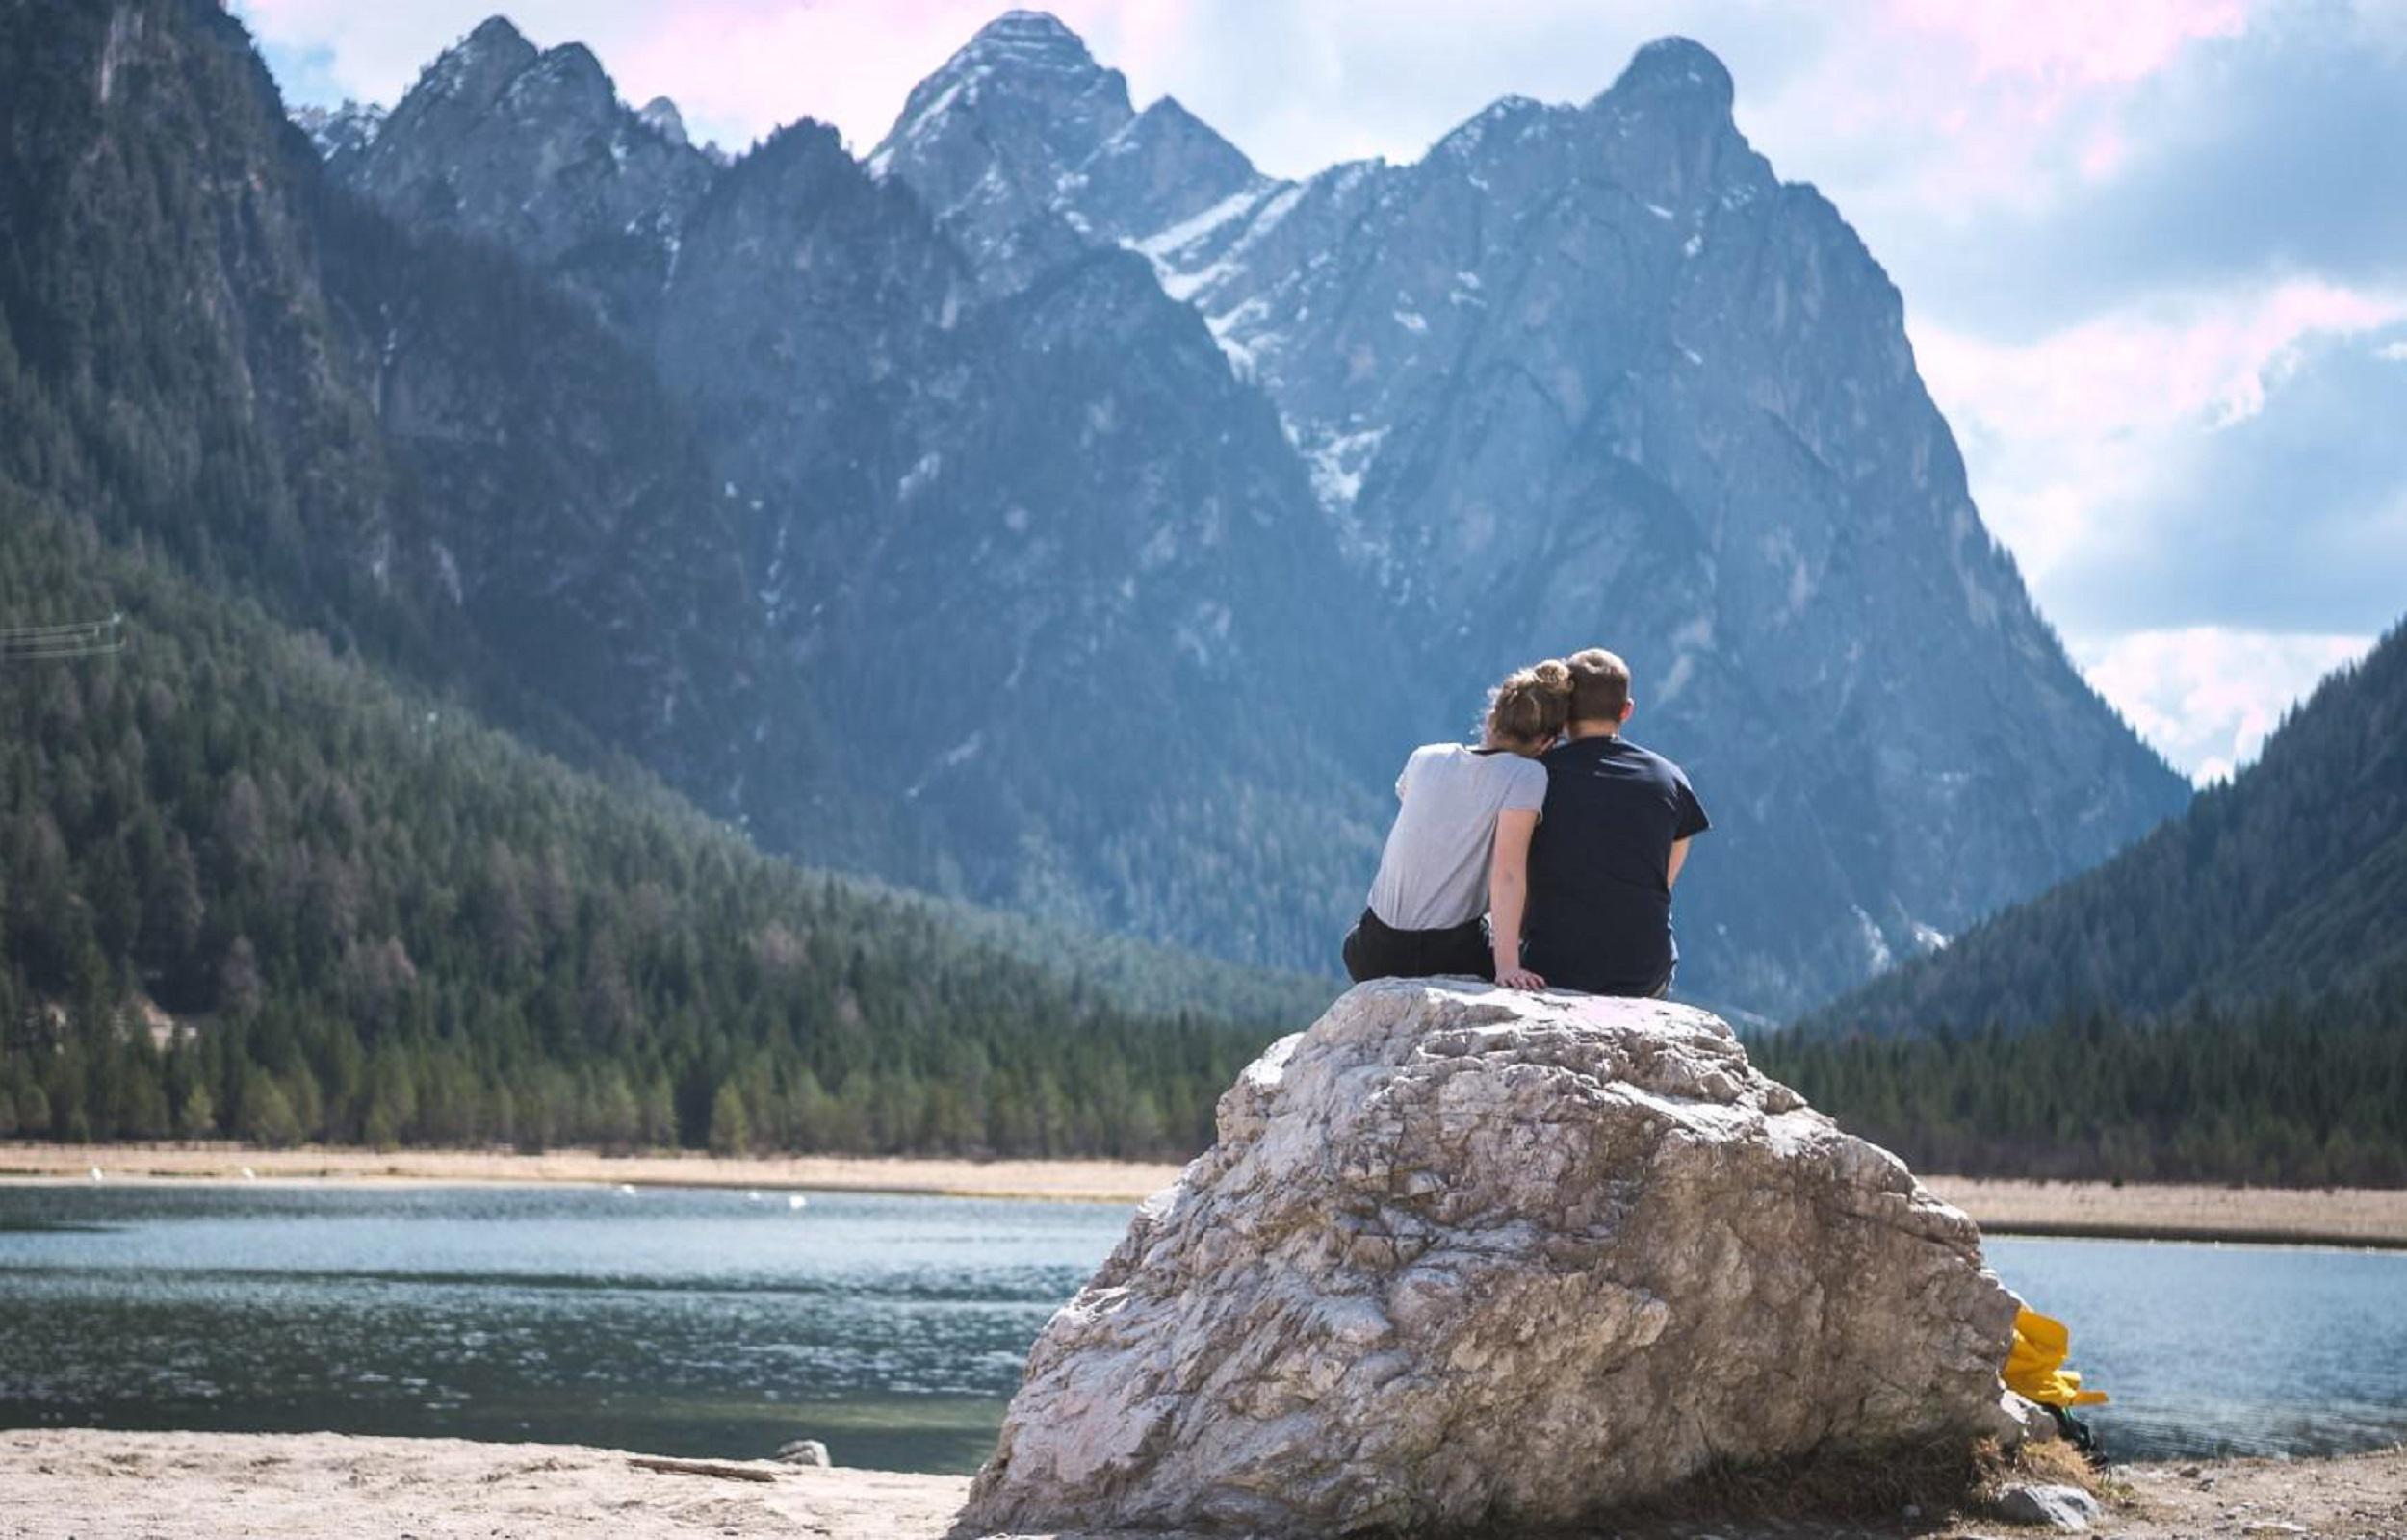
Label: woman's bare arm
xmin=1488 ymin=808 xmax=1544 ymax=989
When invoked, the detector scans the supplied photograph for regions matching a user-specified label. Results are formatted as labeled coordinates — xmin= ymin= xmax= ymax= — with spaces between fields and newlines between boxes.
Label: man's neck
xmin=1566 ymin=721 xmax=1621 ymax=741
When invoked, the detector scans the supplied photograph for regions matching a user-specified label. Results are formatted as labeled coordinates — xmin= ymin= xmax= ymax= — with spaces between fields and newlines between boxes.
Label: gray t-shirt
xmin=1365 ymin=744 xmax=1548 ymax=931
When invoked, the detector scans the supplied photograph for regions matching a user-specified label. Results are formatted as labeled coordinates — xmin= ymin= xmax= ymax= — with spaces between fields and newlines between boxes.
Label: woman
xmin=1342 ymin=660 xmax=1569 ymax=989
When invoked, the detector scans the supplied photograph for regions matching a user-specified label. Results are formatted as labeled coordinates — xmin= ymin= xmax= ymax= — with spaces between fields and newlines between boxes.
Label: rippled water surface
xmin=0 ymin=1183 xmax=1122 ymax=1471
xmin=0 ymin=1184 xmax=2399 ymax=1470
xmin=1985 ymin=1235 xmax=2407 ymax=1460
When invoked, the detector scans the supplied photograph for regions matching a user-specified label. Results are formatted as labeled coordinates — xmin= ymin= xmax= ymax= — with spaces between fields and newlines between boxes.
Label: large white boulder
xmin=962 ymin=980 xmax=2019 ymax=1536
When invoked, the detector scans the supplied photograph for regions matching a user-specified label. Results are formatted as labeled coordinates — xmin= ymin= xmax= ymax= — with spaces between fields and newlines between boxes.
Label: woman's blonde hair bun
xmin=1485 ymin=658 xmax=1573 ymax=748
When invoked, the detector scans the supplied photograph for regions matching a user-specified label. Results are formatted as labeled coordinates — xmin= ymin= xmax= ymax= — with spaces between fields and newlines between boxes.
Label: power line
xmin=0 ymin=612 xmax=125 ymax=661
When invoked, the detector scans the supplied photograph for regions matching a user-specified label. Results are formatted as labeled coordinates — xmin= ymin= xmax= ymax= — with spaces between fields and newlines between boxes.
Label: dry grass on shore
xmin=4 ymin=1142 xmax=2404 ymax=1245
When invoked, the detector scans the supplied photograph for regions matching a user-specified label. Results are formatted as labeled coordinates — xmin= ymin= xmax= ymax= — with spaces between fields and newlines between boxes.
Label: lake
xmin=1 ymin=1183 xmax=2400 ymax=1472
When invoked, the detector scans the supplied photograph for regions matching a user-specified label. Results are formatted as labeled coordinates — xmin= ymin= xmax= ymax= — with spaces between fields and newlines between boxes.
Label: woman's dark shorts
xmin=1341 ymin=907 xmax=1492 ymax=984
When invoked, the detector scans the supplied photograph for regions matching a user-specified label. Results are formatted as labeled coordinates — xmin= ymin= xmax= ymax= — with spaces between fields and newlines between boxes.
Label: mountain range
xmin=2 ymin=1 xmax=2189 ymax=1020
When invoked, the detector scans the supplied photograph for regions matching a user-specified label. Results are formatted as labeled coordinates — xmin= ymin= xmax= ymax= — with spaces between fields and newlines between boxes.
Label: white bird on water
xmin=89 ymin=1167 xmax=103 ymax=1182
xmin=241 ymin=1167 xmax=258 ymax=1181
xmin=746 ymin=1190 xmax=764 ymax=1204
xmin=788 ymin=1194 xmax=808 ymax=1211
xmin=615 ymin=1183 xmax=637 ymax=1196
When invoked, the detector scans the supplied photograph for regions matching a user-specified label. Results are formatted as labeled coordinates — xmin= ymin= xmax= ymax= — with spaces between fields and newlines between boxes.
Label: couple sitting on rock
xmin=1344 ymin=647 xmax=1709 ymax=997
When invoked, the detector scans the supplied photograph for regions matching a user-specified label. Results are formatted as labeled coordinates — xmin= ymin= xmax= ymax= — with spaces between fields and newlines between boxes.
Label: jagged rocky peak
xmin=1076 ymin=93 xmax=1267 ymax=241
xmin=465 ymin=13 xmax=530 ymax=50
xmin=959 ymin=9 xmax=1113 ymax=73
xmin=1599 ymin=35 xmax=1738 ymax=118
xmin=873 ymin=8 xmax=1132 ymax=172
xmin=389 ymin=16 xmax=666 ymax=142
xmin=1429 ymin=92 xmax=1576 ymax=162
xmin=422 ymin=14 xmax=538 ymax=105
xmin=291 ymin=99 xmax=385 ymax=164
xmin=504 ymin=38 xmax=615 ymax=115
xmin=636 ymin=95 xmax=688 ymax=146
xmin=869 ymin=11 xmax=1281 ymax=282
xmin=334 ymin=13 xmax=718 ymax=327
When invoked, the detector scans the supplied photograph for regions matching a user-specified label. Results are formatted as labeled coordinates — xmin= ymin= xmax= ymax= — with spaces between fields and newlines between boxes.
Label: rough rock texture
xmin=1983 ymin=1388 xmax=2063 ymax=1450
xmin=963 ymin=981 xmax=2020 ymax=1536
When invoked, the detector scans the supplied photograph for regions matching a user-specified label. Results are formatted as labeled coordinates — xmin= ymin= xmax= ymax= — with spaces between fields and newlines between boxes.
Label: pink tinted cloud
xmin=1885 ymin=0 xmax=2249 ymax=89
xmin=1746 ymin=0 xmax=2258 ymax=226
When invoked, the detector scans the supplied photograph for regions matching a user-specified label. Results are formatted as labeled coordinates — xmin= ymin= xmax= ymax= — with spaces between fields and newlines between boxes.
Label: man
xmin=1522 ymin=648 xmax=1709 ymax=997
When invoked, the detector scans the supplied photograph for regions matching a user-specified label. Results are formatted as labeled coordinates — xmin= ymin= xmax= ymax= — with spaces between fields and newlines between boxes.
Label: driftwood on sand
xmin=626 ymin=1454 xmax=779 ymax=1482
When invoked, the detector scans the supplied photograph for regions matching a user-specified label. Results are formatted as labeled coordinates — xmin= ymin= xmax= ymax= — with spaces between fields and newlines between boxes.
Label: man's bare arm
xmin=1667 ymin=836 xmax=1692 ymax=889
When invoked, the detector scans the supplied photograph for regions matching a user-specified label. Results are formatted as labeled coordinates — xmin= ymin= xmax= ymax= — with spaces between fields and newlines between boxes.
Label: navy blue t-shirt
xmin=1523 ymin=734 xmax=1709 ymax=996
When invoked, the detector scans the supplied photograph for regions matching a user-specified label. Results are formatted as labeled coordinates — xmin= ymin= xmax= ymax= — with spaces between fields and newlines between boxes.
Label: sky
xmin=235 ymin=0 xmax=2407 ymax=783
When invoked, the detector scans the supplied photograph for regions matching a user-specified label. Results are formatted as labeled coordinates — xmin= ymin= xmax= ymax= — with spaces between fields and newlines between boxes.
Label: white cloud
xmin=1910 ymin=280 xmax=2407 ymax=593
xmin=2071 ymin=627 xmax=2373 ymax=783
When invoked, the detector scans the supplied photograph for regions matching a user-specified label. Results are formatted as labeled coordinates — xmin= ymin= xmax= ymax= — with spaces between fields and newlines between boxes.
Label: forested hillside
xmin=0 ymin=496 xmax=1309 ymax=1156
xmin=1769 ymin=623 xmax=2406 ymax=1186
xmin=1812 ymin=622 xmax=2406 ymax=1036
xmin=1756 ymin=988 xmax=2407 ymax=1187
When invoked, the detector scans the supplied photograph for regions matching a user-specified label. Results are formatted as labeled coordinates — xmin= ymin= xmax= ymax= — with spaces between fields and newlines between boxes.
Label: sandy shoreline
xmin=1926 ymin=1176 xmax=2407 ymax=1250
xmin=0 ymin=1142 xmax=1184 ymax=1204
xmin=5 ymin=1142 xmax=2404 ymax=1246
xmin=3 ymin=1429 xmax=2401 ymax=1540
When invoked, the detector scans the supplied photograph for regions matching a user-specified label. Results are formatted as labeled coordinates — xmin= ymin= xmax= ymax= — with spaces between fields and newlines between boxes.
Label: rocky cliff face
xmin=331 ymin=16 xmax=1401 ymax=953
xmin=660 ymin=118 xmax=1400 ymax=940
xmin=314 ymin=11 xmax=2184 ymax=1013
xmin=331 ymin=17 xmax=714 ymax=334
xmin=963 ymin=980 xmax=2021 ymax=1534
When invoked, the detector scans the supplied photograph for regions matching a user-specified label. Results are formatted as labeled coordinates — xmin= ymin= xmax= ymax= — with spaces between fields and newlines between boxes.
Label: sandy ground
xmin=6 ymin=1144 xmax=2405 ymax=1245
xmin=0 ymin=1430 xmax=966 ymax=1540
xmin=1 ymin=1430 xmax=2400 ymax=1539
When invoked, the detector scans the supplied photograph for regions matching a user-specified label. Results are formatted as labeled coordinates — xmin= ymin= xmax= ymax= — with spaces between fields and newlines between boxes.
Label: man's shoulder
xmin=1617 ymin=736 xmax=1691 ymax=777
xmin=1543 ymin=735 xmax=1674 ymax=769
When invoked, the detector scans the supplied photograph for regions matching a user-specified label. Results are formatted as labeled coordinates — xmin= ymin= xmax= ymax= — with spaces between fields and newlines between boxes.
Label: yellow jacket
xmin=2005 ymin=1306 xmax=2109 ymax=1407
